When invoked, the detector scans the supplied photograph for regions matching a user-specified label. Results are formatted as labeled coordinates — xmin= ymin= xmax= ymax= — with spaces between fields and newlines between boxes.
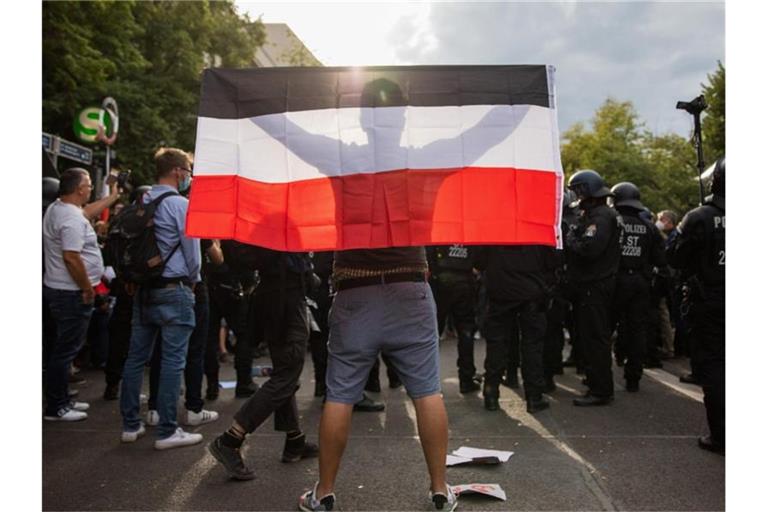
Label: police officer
xmin=427 ymin=244 xmax=481 ymax=393
xmin=566 ymin=170 xmax=621 ymax=406
xmin=542 ymin=189 xmax=578 ymax=390
xmin=609 ymin=182 xmax=666 ymax=392
xmin=474 ymin=245 xmax=558 ymax=413
xmin=667 ymin=157 xmax=725 ymax=455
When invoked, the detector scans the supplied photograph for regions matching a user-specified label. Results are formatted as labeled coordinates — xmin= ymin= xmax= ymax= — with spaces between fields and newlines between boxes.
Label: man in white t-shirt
xmin=43 ymin=168 xmax=118 ymax=421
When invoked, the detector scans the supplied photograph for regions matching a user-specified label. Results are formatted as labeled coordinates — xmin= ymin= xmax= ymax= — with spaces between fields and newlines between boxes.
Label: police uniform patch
xmin=585 ymin=224 xmax=597 ymax=237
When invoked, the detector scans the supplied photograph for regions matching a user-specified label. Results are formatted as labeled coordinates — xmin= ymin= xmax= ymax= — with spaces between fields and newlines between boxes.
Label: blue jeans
xmin=120 ymin=285 xmax=195 ymax=439
xmin=43 ymin=286 xmax=94 ymax=415
xmin=149 ymin=285 xmax=209 ymax=413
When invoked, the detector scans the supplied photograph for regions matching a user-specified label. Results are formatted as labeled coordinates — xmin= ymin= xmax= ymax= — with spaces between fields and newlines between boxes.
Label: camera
xmin=676 ymin=95 xmax=707 ymax=116
xmin=107 ymin=168 xmax=133 ymax=193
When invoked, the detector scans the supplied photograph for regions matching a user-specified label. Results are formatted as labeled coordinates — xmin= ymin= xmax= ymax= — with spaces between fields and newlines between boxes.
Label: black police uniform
xmin=668 ymin=193 xmax=725 ymax=450
xmin=566 ymin=203 xmax=621 ymax=401
xmin=427 ymin=245 xmax=479 ymax=389
xmin=474 ymin=245 xmax=558 ymax=411
xmin=612 ymin=207 xmax=666 ymax=389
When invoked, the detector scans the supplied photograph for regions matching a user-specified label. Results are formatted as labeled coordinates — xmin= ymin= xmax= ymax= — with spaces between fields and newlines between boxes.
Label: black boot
xmin=459 ymin=378 xmax=480 ymax=394
xmin=282 ymin=433 xmax=320 ymax=463
xmin=483 ymin=384 xmax=500 ymax=411
xmin=526 ymin=395 xmax=550 ymax=413
xmin=543 ymin=376 xmax=556 ymax=393
xmin=209 ymin=435 xmax=255 ymax=480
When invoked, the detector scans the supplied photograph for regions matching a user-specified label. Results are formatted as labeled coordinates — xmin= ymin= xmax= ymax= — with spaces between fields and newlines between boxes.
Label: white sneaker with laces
xmin=185 ymin=409 xmax=219 ymax=426
xmin=146 ymin=409 xmax=159 ymax=426
xmin=44 ymin=408 xmax=88 ymax=422
xmin=121 ymin=424 xmax=147 ymax=443
xmin=430 ymin=484 xmax=458 ymax=511
xmin=69 ymin=401 xmax=90 ymax=412
xmin=154 ymin=428 xmax=203 ymax=450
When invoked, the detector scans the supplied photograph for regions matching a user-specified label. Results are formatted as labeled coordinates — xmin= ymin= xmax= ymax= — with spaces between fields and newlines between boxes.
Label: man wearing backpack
xmin=119 ymin=147 xmax=203 ymax=450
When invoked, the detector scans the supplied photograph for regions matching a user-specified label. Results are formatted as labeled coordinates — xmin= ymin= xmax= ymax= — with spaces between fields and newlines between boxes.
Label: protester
xmin=296 ymin=246 xmax=456 ymax=512
xmin=209 ymin=246 xmax=318 ymax=479
xmin=43 ymin=168 xmax=119 ymax=421
xmin=119 ymin=147 xmax=202 ymax=449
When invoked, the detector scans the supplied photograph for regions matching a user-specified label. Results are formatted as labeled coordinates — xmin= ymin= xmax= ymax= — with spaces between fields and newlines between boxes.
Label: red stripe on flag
xmin=186 ymin=167 xmax=559 ymax=251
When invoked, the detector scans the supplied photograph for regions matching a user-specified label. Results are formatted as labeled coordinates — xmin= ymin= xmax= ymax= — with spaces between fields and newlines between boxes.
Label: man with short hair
xmin=297 ymin=247 xmax=456 ymax=512
xmin=119 ymin=147 xmax=203 ymax=450
xmin=43 ymin=168 xmax=118 ymax=421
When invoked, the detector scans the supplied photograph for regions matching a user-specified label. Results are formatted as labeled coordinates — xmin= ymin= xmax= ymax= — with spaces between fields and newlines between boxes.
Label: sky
xmin=236 ymin=1 xmax=725 ymax=137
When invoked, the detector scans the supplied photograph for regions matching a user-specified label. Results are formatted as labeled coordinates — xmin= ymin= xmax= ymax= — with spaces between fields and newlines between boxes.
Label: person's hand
xmin=82 ymin=288 xmax=95 ymax=305
xmin=110 ymin=182 xmax=120 ymax=197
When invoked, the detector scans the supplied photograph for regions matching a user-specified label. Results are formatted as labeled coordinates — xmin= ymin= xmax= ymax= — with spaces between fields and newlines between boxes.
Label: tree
xmin=561 ymin=98 xmax=699 ymax=215
xmin=43 ymin=1 xmax=266 ymax=185
xmin=701 ymin=61 xmax=725 ymax=162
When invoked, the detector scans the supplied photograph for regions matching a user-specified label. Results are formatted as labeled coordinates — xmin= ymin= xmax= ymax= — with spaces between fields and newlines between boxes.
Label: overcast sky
xmin=237 ymin=1 xmax=724 ymax=137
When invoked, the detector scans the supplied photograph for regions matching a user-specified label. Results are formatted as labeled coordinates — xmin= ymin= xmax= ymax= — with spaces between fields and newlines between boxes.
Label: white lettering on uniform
xmin=714 ymin=216 xmax=725 ymax=229
xmin=622 ymin=224 xmax=647 ymax=234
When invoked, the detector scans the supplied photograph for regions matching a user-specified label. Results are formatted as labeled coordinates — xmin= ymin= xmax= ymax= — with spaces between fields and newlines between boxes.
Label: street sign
xmin=58 ymin=139 xmax=93 ymax=165
xmin=42 ymin=132 xmax=53 ymax=152
xmin=73 ymin=106 xmax=113 ymax=144
xmin=42 ymin=133 xmax=93 ymax=166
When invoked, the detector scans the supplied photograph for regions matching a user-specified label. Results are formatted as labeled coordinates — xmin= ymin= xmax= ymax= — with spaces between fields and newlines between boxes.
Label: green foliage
xmin=701 ymin=61 xmax=725 ymax=162
xmin=561 ymin=98 xmax=699 ymax=215
xmin=43 ymin=0 xmax=265 ymax=184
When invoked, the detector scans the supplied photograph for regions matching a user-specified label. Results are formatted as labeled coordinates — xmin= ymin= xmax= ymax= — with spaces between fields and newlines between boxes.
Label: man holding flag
xmin=187 ymin=65 xmax=564 ymax=511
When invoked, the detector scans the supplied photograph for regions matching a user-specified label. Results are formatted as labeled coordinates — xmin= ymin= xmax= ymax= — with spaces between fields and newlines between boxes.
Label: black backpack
xmin=105 ymin=191 xmax=180 ymax=284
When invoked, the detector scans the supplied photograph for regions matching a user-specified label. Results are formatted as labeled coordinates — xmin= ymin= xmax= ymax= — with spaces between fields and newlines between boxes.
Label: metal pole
xmin=693 ymin=111 xmax=705 ymax=205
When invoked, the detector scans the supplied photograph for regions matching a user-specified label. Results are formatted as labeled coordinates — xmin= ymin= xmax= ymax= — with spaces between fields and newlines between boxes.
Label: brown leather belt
xmin=335 ymin=272 xmax=427 ymax=291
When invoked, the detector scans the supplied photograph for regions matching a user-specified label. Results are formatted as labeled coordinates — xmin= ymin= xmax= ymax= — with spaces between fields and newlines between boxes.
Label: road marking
xmin=498 ymin=389 xmax=618 ymax=511
xmin=643 ymin=369 xmax=704 ymax=403
xmin=160 ymin=439 xmax=223 ymax=510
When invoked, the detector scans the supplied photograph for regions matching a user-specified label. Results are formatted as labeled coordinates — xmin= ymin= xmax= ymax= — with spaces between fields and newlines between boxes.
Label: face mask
xmin=655 ymin=220 xmax=665 ymax=231
xmin=179 ymin=174 xmax=191 ymax=193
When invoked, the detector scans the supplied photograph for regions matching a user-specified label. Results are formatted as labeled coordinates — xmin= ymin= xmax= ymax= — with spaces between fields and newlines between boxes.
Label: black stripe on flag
xmin=199 ymin=65 xmax=551 ymax=119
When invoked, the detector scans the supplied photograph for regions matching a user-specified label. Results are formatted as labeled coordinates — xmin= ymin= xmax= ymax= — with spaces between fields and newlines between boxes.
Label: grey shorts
xmin=325 ymin=281 xmax=441 ymax=404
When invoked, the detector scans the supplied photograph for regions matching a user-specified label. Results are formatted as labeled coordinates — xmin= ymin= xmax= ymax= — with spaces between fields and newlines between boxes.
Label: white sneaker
xmin=44 ymin=408 xmax=88 ymax=422
xmin=146 ymin=409 xmax=159 ymax=426
xmin=430 ymin=484 xmax=458 ymax=511
xmin=69 ymin=401 xmax=90 ymax=412
xmin=184 ymin=409 xmax=219 ymax=426
xmin=154 ymin=428 xmax=203 ymax=450
xmin=121 ymin=424 xmax=147 ymax=443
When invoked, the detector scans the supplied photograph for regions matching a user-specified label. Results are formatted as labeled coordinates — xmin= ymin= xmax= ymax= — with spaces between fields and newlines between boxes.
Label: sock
xmin=221 ymin=425 xmax=246 ymax=448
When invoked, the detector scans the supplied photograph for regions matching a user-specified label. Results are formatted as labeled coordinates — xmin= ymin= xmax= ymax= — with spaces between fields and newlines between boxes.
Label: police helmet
xmin=130 ymin=185 xmax=152 ymax=204
xmin=567 ymin=169 xmax=612 ymax=200
xmin=711 ymin=156 xmax=725 ymax=197
xmin=610 ymin=182 xmax=644 ymax=210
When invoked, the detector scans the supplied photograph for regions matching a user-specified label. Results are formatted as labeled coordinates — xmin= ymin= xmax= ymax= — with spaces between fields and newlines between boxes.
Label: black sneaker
xmin=299 ymin=483 xmax=335 ymax=511
xmin=282 ymin=434 xmax=319 ymax=463
xmin=103 ymin=384 xmax=119 ymax=401
xmin=626 ymin=380 xmax=639 ymax=392
xmin=208 ymin=436 xmax=255 ymax=480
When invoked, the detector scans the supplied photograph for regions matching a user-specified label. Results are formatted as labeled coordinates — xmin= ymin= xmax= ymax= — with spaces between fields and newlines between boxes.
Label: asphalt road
xmin=43 ymin=339 xmax=724 ymax=511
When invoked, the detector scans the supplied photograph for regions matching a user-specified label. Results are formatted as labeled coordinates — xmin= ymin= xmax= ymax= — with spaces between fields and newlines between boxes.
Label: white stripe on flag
xmin=193 ymin=104 xmax=562 ymax=184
